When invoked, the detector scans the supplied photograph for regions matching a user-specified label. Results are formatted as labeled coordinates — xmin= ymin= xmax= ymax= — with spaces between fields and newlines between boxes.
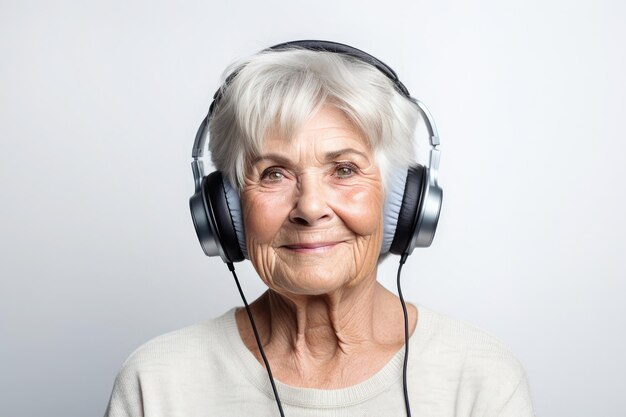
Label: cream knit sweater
xmin=105 ymin=305 xmax=535 ymax=417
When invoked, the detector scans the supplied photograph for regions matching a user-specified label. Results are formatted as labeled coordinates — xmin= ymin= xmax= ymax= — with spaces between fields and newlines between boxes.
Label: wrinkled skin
xmin=242 ymin=106 xmax=385 ymax=296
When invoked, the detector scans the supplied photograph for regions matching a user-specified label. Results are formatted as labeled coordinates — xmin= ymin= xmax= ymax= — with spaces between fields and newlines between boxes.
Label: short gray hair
xmin=208 ymin=48 xmax=420 ymax=190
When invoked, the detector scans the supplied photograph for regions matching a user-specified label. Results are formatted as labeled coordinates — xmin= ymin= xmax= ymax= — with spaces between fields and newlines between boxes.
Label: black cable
xmin=397 ymin=253 xmax=412 ymax=417
xmin=227 ymin=262 xmax=286 ymax=417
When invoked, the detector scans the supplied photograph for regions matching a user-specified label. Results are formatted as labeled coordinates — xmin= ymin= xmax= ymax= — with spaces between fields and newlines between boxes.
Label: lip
xmin=281 ymin=242 xmax=342 ymax=253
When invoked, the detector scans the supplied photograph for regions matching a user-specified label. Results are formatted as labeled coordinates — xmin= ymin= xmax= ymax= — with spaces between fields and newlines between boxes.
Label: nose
xmin=289 ymin=174 xmax=333 ymax=226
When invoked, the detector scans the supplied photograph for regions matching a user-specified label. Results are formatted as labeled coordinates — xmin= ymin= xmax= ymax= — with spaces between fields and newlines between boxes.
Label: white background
xmin=1 ymin=0 xmax=625 ymax=416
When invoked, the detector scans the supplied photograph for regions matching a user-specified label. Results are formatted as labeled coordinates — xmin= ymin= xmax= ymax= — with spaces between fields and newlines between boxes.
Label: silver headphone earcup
xmin=409 ymin=166 xmax=442 ymax=251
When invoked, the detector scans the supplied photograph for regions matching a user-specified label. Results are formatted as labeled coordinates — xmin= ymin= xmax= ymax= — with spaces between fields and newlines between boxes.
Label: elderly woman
xmin=105 ymin=41 xmax=534 ymax=417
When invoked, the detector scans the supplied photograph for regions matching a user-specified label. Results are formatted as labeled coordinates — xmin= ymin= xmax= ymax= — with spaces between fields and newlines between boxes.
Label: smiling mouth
xmin=281 ymin=242 xmax=341 ymax=253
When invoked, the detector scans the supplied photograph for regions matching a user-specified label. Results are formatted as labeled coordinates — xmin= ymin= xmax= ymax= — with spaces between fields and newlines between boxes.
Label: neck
xmin=236 ymin=273 xmax=417 ymax=388
xmin=267 ymin=278 xmax=380 ymax=359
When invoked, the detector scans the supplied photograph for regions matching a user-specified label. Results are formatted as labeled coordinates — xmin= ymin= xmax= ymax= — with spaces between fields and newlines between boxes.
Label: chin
xmin=272 ymin=264 xmax=358 ymax=296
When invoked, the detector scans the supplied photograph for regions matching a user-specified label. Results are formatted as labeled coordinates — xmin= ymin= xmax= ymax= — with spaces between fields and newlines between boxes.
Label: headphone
xmin=190 ymin=40 xmax=442 ymax=264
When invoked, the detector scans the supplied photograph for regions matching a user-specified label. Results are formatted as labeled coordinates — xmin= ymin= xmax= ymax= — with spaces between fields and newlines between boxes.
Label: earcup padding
xmin=381 ymin=169 xmax=409 ymax=253
xmin=390 ymin=166 xmax=425 ymax=255
xmin=203 ymin=172 xmax=245 ymax=263
xmin=221 ymin=176 xmax=247 ymax=259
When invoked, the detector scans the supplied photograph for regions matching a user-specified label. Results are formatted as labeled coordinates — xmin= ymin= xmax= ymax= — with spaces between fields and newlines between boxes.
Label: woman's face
xmin=241 ymin=105 xmax=384 ymax=297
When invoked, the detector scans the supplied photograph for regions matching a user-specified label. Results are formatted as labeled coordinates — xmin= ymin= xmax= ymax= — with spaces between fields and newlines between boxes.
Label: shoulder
xmin=414 ymin=305 xmax=535 ymax=416
xmin=109 ymin=309 xmax=238 ymax=396
xmin=418 ymin=305 xmax=526 ymax=375
xmin=105 ymin=309 xmax=240 ymax=416
xmin=118 ymin=309 xmax=234 ymax=375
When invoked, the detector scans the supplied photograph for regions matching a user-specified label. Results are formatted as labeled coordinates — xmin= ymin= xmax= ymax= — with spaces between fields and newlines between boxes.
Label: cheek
xmin=333 ymin=186 xmax=384 ymax=237
xmin=242 ymin=192 xmax=291 ymax=244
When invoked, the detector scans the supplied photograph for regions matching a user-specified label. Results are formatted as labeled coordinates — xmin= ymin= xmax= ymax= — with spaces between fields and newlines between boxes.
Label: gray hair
xmin=208 ymin=48 xmax=421 ymax=190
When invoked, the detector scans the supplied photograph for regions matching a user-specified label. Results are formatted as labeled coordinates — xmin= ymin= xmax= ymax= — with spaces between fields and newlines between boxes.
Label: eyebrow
xmin=324 ymin=148 xmax=370 ymax=162
xmin=251 ymin=148 xmax=370 ymax=165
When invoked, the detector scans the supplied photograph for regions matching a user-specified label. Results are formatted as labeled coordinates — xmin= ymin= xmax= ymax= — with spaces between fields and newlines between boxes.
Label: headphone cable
xmin=227 ymin=262 xmax=286 ymax=417
xmin=398 ymin=253 xmax=412 ymax=417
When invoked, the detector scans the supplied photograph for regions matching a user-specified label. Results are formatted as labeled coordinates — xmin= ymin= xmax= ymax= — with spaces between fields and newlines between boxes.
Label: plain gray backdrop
xmin=1 ymin=0 xmax=625 ymax=416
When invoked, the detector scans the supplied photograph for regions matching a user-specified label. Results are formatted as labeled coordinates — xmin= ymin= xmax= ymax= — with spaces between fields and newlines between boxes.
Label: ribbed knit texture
xmin=104 ymin=305 xmax=535 ymax=417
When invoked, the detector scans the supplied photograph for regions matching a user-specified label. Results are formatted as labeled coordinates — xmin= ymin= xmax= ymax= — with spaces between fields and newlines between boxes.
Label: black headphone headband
xmin=269 ymin=40 xmax=410 ymax=97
